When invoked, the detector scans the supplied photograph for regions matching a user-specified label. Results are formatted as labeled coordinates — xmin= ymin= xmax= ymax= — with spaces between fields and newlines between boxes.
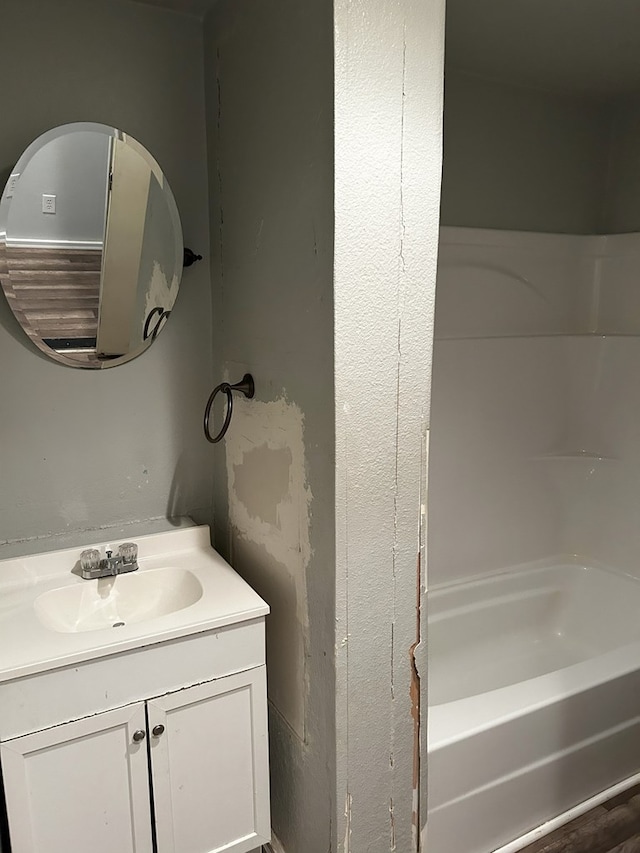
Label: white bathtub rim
xmin=428 ymin=554 xmax=570 ymax=594
xmin=427 ymin=553 xmax=640 ymax=597
xmin=489 ymin=771 xmax=640 ymax=853
xmin=428 ymin=638 xmax=640 ymax=750
xmin=429 ymin=578 xmax=574 ymax=625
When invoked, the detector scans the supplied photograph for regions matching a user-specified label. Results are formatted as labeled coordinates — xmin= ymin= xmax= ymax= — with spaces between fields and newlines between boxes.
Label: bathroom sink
xmin=33 ymin=567 xmax=203 ymax=633
xmin=0 ymin=525 xmax=269 ymax=682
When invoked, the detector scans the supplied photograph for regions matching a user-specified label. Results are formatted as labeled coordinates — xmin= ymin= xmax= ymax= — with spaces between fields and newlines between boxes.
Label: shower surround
xmin=427 ymin=227 xmax=640 ymax=853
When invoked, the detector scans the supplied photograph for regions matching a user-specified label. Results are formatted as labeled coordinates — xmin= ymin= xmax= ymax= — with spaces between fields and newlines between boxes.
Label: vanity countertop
xmin=0 ymin=525 xmax=268 ymax=683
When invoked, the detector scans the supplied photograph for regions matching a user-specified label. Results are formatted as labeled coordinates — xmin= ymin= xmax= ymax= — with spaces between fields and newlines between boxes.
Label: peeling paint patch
xmin=143 ymin=259 xmax=179 ymax=324
xmin=226 ymin=394 xmax=311 ymax=740
xmin=410 ymin=552 xmax=422 ymax=851
xmin=233 ymin=445 xmax=291 ymax=526
xmin=390 ymin=797 xmax=396 ymax=851
xmin=343 ymin=792 xmax=352 ymax=853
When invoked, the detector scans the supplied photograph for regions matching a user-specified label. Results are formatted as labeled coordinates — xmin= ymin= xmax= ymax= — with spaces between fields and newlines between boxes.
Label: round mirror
xmin=0 ymin=123 xmax=183 ymax=368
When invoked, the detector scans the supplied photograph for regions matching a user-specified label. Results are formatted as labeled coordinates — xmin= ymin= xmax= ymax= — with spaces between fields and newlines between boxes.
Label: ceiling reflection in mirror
xmin=0 ymin=123 xmax=183 ymax=368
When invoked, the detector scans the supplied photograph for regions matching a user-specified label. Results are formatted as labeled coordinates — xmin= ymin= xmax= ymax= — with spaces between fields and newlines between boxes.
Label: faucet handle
xmin=80 ymin=548 xmax=100 ymax=574
xmin=119 ymin=542 xmax=138 ymax=564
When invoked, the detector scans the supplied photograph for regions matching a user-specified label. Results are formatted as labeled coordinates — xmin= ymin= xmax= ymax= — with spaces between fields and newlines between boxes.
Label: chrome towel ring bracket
xmin=204 ymin=374 xmax=255 ymax=443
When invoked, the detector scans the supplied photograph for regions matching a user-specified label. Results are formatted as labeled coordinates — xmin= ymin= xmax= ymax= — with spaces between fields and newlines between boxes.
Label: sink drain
xmin=112 ymin=621 xmax=126 ymax=628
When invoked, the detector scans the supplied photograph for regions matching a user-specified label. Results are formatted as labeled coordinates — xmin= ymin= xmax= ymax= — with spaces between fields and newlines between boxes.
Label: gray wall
xmin=203 ymin=2 xmax=335 ymax=851
xmin=441 ymin=70 xmax=640 ymax=237
xmin=7 ymin=130 xmax=110 ymax=247
xmin=440 ymin=70 xmax=611 ymax=234
xmin=0 ymin=0 xmax=213 ymax=550
xmin=601 ymin=93 xmax=640 ymax=233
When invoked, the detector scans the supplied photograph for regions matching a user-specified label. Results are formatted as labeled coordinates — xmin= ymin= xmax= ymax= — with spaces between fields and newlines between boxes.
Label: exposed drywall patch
xmin=233 ymin=446 xmax=292 ymax=526
xmin=231 ymin=534 xmax=305 ymax=738
xmin=143 ymin=261 xmax=177 ymax=317
xmin=226 ymin=395 xmax=311 ymax=741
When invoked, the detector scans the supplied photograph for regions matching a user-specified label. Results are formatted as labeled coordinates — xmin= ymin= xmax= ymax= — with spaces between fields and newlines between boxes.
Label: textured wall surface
xmin=0 ymin=0 xmax=213 ymax=551
xmin=204 ymin=1 xmax=335 ymax=850
xmin=334 ymin=0 xmax=445 ymax=850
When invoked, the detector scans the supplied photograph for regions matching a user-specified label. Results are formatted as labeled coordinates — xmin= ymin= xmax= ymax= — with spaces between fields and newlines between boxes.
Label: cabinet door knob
xmin=152 ymin=724 xmax=165 ymax=737
xmin=132 ymin=729 xmax=146 ymax=743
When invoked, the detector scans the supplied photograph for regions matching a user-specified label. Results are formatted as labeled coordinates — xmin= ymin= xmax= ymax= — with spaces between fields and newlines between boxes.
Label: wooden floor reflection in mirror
xmin=2 ymin=245 xmax=101 ymax=357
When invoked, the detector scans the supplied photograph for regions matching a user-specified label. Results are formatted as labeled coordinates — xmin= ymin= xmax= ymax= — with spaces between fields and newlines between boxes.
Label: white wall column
xmin=334 ymin=0 xmax=445 ymax=849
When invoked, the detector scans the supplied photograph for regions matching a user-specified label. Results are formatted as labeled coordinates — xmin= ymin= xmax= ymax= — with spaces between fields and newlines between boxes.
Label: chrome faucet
xmin=79 ymin=542 xmax=139 ymax=580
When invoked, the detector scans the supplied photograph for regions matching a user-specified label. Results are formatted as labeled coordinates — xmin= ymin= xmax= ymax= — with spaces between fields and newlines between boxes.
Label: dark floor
xmin=520 ymin=784 xmax=640 ymax=853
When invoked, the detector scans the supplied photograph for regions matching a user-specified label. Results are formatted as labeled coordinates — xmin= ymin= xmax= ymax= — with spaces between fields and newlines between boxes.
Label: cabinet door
xmin=148 ymin=666 xmax=270 ymax=853
xmin=0 ymin=702 xmax=153 ymax=853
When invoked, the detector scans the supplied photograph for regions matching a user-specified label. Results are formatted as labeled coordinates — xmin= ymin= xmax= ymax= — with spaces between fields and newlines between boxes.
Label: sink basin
xmin=34 ymin=567 xmax=204 ymax=633
xmin=0 ymin=524 xmax=270 ymax=685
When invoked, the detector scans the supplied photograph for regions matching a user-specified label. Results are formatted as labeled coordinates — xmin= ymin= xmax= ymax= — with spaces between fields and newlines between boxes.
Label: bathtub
xmin=427 ymin=561 xmax=640 ymax=853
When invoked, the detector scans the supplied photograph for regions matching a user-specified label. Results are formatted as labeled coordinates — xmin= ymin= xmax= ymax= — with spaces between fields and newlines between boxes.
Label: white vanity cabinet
xmin=1 ymin=665 xmax=269 ymax=853
xmin=149 ymin=667 xmax=269 ymax=853
xmin=1 ymin=703 xmax=154 ymax=853
xmin=0 ymin=526 xmax=271 ymax=853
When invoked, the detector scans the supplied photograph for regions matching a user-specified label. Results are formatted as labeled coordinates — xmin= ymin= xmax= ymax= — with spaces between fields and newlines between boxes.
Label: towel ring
xmin=204 ymin=374 xmax=255 ymax=443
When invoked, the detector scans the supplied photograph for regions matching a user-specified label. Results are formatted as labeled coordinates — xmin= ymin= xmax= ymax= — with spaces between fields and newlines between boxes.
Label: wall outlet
xmin=5 ymin=174 xmax=20 ymax=199
xmin=42 ymin=194 xmax=56 ymax=214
